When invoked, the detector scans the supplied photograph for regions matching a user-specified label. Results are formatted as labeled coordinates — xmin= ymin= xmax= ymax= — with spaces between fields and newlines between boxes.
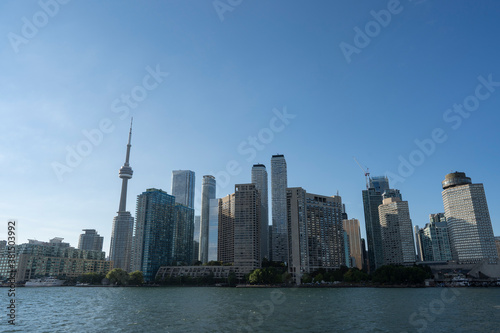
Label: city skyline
xmin=2 ymin=1 xmax=500 ymax=256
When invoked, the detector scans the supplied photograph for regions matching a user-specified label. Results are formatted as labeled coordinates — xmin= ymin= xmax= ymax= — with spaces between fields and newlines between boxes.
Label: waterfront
xmin=2 ymin=287 xmax=500 ymax=332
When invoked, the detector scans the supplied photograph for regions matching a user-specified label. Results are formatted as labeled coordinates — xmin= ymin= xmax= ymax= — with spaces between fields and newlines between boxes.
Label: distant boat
xmin=25 ymin=277 xmax=65 ymax=287
xmin=451 ymin=276 xmax=469 ymax=287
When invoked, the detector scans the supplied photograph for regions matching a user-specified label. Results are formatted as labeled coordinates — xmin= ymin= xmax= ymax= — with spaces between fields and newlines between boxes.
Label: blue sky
xmin=1 ymin=0 xmax=500 ymax=254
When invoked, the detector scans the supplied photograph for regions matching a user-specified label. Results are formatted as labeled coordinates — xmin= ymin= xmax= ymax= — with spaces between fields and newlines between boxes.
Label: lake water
xmin=2 ymin=286 xmax=500 ymax=332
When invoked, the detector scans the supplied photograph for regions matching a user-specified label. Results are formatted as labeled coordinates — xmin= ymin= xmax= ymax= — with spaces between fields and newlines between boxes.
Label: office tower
xmin=343 ymin=219 xmax=363 ymax=269
xmin=415 ymin=213 xmax=452 ymax=262
xmin=287 ymin=188 xmax=344 ymax=284
xmin=341 ymin=204 xmax=348 ymax=220
xmin=208 ymin=198 xmax=219 ymax=262
xmin=362 ymin=176 xmax=390 ymax=273
xmin=173 ymin=203 xmax=195 ymax=265
xmin=271 ymin=154 xmax=288 ymax=263
xmin=132 ymin=189 xmax=176 ymax=281
xmin=344 ymin=231 xmax=351 ymax=267
xmin=442 ymin=172 xmax=498 ymax=263
xmin=378 ymin=196 xmax=416 ymax=266
xmin=171 ymin=170 xmax=195 ymax=208
xmin=78 ymin=229 xmax=104 ymax=252
xmin=252 ymin=164 xmax=269 ymax=261
xmin=193 ymin=216 xmax=201 ymax=263
xmin=218 ymin=194 xmax=235 ymax=264
xmin=234 ymin=184 xmax=261 ymax=275
xmin=110 ymin=121 xmax=135 ymax=272
xmin=268 ymin=225 xmax=273 ymax=261
xmin=199 ymin=175 xmax=216 ymax=264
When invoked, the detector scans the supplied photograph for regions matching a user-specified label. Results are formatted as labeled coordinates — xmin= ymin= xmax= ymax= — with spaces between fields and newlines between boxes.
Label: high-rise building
xmin=378 ymin=196 xmax=416 ymax=266
xmin=252 ymin=164 xmax=269 ymax=261
xmin=271 ymin=154 xmax=288 ymax=263
xmin=287 ymin=188 xmax=344 ymax=284
xmin=361 ymin=238 xmax=368 ymax=271
xmin=199 ymin=175 xmax=216 ymax=263
xmin=442 ymin=172 xmax=498 ymax=263
xmin=234 ymin=184 xmax=261 ymax=276
xmin=415 ymin=213 xmax=452 ymax=262
xmin=171 ymin=170 xmax=195 ymax=208
xmin=110 ymin=121 xmax=135 ymax=272
xmin=208 ymin=198 xmax=219 ymax=262
xmin=132 ymin=188 xmax=176 ymax=281
xmin=173 ymin=203 xmax=195 ymax=265
xmin=218 ymin=194 xmax=235 ymax=264
xmin=362 ymin=176 xmax=390 ymax=272
xmin=78 ymin=229 xmax=104 ymax=252
xmin=193 ymin=216 xmax=201 ymax=263
xmin=343 ymin=219 xmax=363 ymax=269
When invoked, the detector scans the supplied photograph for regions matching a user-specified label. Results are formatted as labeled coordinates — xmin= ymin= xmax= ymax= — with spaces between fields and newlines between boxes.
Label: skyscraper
xmin=218 ymin=194 xmax=235 ymax=264
xmin=378 ymin=196 xmax=416 ymax=266
xmin=343 ymin=219 xmax=363 ymax=269
xmin=208 ymin=198 xmax=219 ymax=262
xmin=271 ymin=154 xmax=288 ymax=263
xmin=442 ymin=172 xmax=498 ymax=263
xmin=173 ymin=203 xmax=195 ymax=265
xmin=287 ymin=188 xmax=344 ymax=284
xmin=415 ymin=213 xmax=452 ymax=262
xmin=362 ymin=176 xmax=390 ymax=272
xmin=132 ymin=188 xmax=176 ymax=281
xmin=234 ymin=184 xmax=261 ymax=276
xmin=193 ymin=216 xmax=201 ymax=263
xmin=171 ymin=170 xmax=195 ymax=208
xmin=109 ymin=120 xmax=135 ymax=272
xmin=199 ymin=175 xmax=216 ymax=264
xmin=78 ymin=229 xmax=104 ymax=252
xmin=252 ymin=164 xmax=269 ymax=261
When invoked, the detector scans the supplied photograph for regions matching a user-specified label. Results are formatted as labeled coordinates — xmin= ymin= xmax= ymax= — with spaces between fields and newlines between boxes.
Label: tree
xmin=129 ymin=271 xmax=144 ymax=285
xmin=106 ymin=268 xmax=129 ymax=285
xmin=227 ymin=272 xmax=237 ymax=287
xmin=313 ymin=273 xmax=324 ymax=283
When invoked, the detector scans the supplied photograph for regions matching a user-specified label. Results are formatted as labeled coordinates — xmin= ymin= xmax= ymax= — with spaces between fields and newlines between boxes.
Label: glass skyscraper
xmin=132 ymin=188 xmax=176 ymax=281
xmin=173 ymin=203 xmax=195 ymax=265
xmin=78 ymin=229 xmax=104 ymax=252
xmin=171 ymin=170 xmax=195 ymax=208
xmin=415 ymin=213 xmax=452 ymax=262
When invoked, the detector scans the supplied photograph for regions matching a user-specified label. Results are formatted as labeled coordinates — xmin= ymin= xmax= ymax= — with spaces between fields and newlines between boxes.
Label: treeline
xmin=155 ymin=272 xmax=238 ymax=286
xmin=76 ymin=269 xmax=144 ymax=286
xmin=302 ymin=265 xmax=432 ymax=285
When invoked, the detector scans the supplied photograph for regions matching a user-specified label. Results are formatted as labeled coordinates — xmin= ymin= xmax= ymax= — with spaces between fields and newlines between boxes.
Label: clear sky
xmin=1 ymin=0 xmax=500 ymax=254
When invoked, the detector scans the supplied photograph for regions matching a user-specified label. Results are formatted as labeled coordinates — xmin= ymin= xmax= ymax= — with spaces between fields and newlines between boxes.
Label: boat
xmin=450 ymin=276 xmax=469 ymax=287
xmin=25 ymin=277 xmax=65 ymax=287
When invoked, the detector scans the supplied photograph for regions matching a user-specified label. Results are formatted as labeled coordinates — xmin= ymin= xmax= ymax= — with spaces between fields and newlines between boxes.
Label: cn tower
xmin=109 ymin=119 xmax=135 ymax=272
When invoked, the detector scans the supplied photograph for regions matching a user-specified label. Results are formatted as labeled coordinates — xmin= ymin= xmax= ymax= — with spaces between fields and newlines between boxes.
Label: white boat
xmin=451 ymin=276 xmax=469 ymax=287
xmin=25 ymin=277 xmax=65 ymax=287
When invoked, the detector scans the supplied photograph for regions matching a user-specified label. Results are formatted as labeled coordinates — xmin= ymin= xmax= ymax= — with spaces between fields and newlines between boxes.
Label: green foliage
xmin=205 ymin=261 xmax=223 ymax=266
xmin=301 ymin=273 xmax=312 ymax=284
xmin=313 ymin=273 xmax=324 ymax=283
xmin=128 ymin=271 xmax=144 ymax=285
xmin=78 ymin=272 xmax=105 ymax=285
xmin=343 ymin=268 xmax=369 ymax=283
xmin=106 ymin=268 xmax=129 ymax=285
xmin=227 ymin=272 xmax=237 ymax=287
xmin=247 ymin=267 xmax=284 ymax=284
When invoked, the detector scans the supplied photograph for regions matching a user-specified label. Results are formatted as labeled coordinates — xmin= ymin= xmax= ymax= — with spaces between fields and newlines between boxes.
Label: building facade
xmin=442 ymin=172 xmax=498 ymax=263
xmin=271 ymin=155 xmax=288 ymax=263
xmin=343 ymin=219 xmax=363 ymax=269
xmin=252 ymin=164 xmax=269 ymax=261
xmin=208 ymin=198 xmax=219 ymax=262
xmin=234 ymin=184 xmax=261 ymax=276
xmin=199 ymin=175 xmax=216 ymax=264
xmin=193 ymin=216 xmax=200 ymax=263
xmin=78 ymin=229 xmax=104 ymax=252
xmin=415 ymin=213 xmax=452 ymax=262
xmin=218 ymin=194 xmax=235 ymax=264
xmin=173 ymin=203 xmax=195 ymax=265
xmin=378 ymin=197 xmax=416 ymax=266
xmin=171 ymin=170 xmax=195 ymax=208
xmin=132 ymin=188 xmax=176 ymax=281
xmin=287 ymin=188 xmax=345 ymax=284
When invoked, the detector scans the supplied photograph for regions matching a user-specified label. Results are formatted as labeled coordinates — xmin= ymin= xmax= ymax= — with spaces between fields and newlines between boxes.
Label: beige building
xmin=287 ymin=188 xmax=345 ymax=284
xmin=234 ymin=184 xmax=261 ymax=277
xmin=217 ymin=193 xmax=235 ymax=264
xmin=378 ymin=197 xmax=415 ymax=265
xmin=343 ymin=219 xmax=363 ymax=270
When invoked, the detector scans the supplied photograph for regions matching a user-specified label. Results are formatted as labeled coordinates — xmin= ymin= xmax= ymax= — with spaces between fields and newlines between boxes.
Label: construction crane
xmin=353 ymin=157 xmax=370 ymax=189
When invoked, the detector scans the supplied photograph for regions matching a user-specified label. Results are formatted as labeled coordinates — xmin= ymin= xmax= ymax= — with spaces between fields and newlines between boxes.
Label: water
xmin=2 ymin=287 xmax=499 ymax=332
